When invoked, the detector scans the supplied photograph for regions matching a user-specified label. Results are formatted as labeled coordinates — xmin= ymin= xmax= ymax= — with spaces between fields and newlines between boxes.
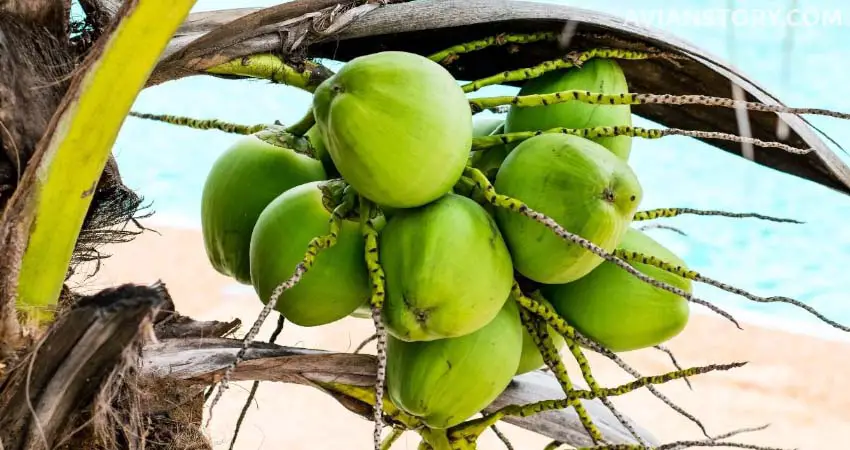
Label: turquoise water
xmin=111 ymin=0 xmax=850 ymax=335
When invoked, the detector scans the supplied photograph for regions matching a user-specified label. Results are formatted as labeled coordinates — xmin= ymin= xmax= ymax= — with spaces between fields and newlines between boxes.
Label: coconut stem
xmin=527 ymin=292 xmax=646 ymax=446
xmin=459 ymin=166 xmax=742 ymax=329
xmin=125 ymin=111 xmax=323 ymax=157
xmin=469 ymin=90 xmax=850 ymax=121
xmin=354 ymin=333 xmax=379 ymax=354
xmin=447 ymin=305 xmax=603 ymax=445
xmin=615 ymin=250 xmax=850 ymax=333
xmin=228 ymin=315 xmax=286 ymax=450
xmin=205 ymin=53 xmax=332 ymax=92
xmin=577 ymin=336 xmax=712 ymax=438
xmin=419 ymin=429 xmax=453 ymax=450
xmin=461 ymin=48 xmax=685 ymax=93
xmin=653 ymin=345 xmax=693 ymax=390
xmin=253 ymin=126 xmax=316 ymax=156
xmin=360 ymin=198 xmax=389 ymax=450
xmin=633 ymin=207 xmax=803 ymax=224
xmin=523 ymin=289 xmax=644 ymax=444
xmin=488 ymin=421 xmax=515 ymax=450
xmin=463 ymin=359 xmax=743 ymax=425
xmin=127 ymin=111 xmax=267 ymax=135
xmin=205 ymin=190 xmax=354 ymax=427
xmin=654 ymin=440 xmax=793 ymax=450
xmin=381 ymin=426 xmax=405 ymax=450
xmin=588 ymin=361 xmax=743 ymax=397
xmin=427 ymin=32 xmax=558 ymax=65
xmin=318 ymin=382 xmax=422 ymax=430
xmin=286 ymin=106 xmax=316 ymax=136
xmin=454 ymin=305 xmax=742 ymax=447
xmin=471 ymin=126 xmax=812 ymax=155
xmin=518 ymin=289 xmax=748 ymax=440
xmin=639 ymin=224 xmax=689 ymax=237
xmin=125 ymin=109 xmax=324 ymax=159
xmin=519 ymin=306 xmax=605 ymax=444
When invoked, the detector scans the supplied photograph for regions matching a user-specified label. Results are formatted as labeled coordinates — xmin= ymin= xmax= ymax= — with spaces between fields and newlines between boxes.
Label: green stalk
xmin=206 ymin=54 xmax=332 ymax=93
xmin=11 ymin=0 xmax=197 ymax=324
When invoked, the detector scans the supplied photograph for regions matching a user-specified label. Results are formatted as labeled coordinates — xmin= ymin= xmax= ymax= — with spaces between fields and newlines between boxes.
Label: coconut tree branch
xmin=168 ymin=0 xmax=344 ymax=61
xmin=204 ymin=54 xmax=333 ymax=92
xmin=150 ymin=0 xmax=419 ymax=87
xmin=148 ymin=0 xmax=391 ymax=87
xmin=163 ymin=0 xmax=413 ymax=60
xmin=140 ymin=337 xmax=659 ymax=448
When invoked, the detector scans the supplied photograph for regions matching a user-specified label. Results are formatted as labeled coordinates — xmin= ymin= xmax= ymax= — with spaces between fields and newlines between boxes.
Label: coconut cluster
xmin=200 ymin=50 xmax=693 ymax=431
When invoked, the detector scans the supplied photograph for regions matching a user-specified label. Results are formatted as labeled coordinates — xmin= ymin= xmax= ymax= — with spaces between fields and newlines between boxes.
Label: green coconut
xmin=380 ymin=193 xmax=514 ymax=341
xmin=505 ymin=58 xmax=633 ymax=160
xmin=387 ymin=298 xmax=523 ymax=429
xmin=516 ymin=296 xmax=566 ymax=375
xmin=494 ymin=133 xmax=643 ymax=284
xmin=349 ymin=303 xmax=372 ymax=319
xmin=542 ymin=228 xmax=692 ymax=352
xmin=472 ymin=115 xmax=504 ymax=137
xmin=201 ymin=134 xmax=326 ymax=284
xmin=249 ymin=181 xmax=369 ymax=327
xmin=304 ymin=124 xmax=339 ymax=177
xmin=312 ymin=51 xmax=472 ymax=209
xmin=470 ymin=121 xmax=510 ymax=183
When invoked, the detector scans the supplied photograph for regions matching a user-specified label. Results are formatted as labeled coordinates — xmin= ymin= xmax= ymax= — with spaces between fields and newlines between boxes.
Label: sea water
xmin=109 ymin=0 xmax=850 ymax=339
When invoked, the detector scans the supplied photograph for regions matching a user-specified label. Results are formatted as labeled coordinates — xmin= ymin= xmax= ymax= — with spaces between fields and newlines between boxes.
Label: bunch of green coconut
xmin=200 ymin=50 xmax=692 ymax=432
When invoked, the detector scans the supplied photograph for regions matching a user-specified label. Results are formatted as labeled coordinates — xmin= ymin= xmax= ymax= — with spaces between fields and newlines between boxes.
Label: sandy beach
xmin=71 ymin=226 xmax=850 ymax=450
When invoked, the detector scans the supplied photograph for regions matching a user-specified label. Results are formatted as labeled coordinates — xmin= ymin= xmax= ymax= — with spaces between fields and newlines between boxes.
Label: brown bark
xmin=77 ymin=0 xmax=123 ymax=30
xmin=140 ymin=336 xmax=657 ymax=446
xmin=0 ymin=0 xmax=69 ymax=37
xmin=0 ymin=283 xmax=167 ymax=450
xmin=149 ymin=0 xmax=357 ymax=87
xmin=0 ymin=282 xmax=239 ymax=450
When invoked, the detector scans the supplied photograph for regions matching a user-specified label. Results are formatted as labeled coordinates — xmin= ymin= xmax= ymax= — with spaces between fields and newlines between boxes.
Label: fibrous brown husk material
xmin=0 ymin=13 xmax=71 ymax=182
xmin=54 ymin=333 xmax=215 ymax=450
xmin=54 ymin=373 xmax=212 ymax=450
xmin=70 ymin=160 xmax=153 ymax=279
xmin=0 ymin=282 xmax=218 ymax=450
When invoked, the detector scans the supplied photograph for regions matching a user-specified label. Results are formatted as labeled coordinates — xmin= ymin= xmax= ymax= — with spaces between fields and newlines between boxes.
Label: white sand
xmin=72 ymin=227 xmax=850 ymax=449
